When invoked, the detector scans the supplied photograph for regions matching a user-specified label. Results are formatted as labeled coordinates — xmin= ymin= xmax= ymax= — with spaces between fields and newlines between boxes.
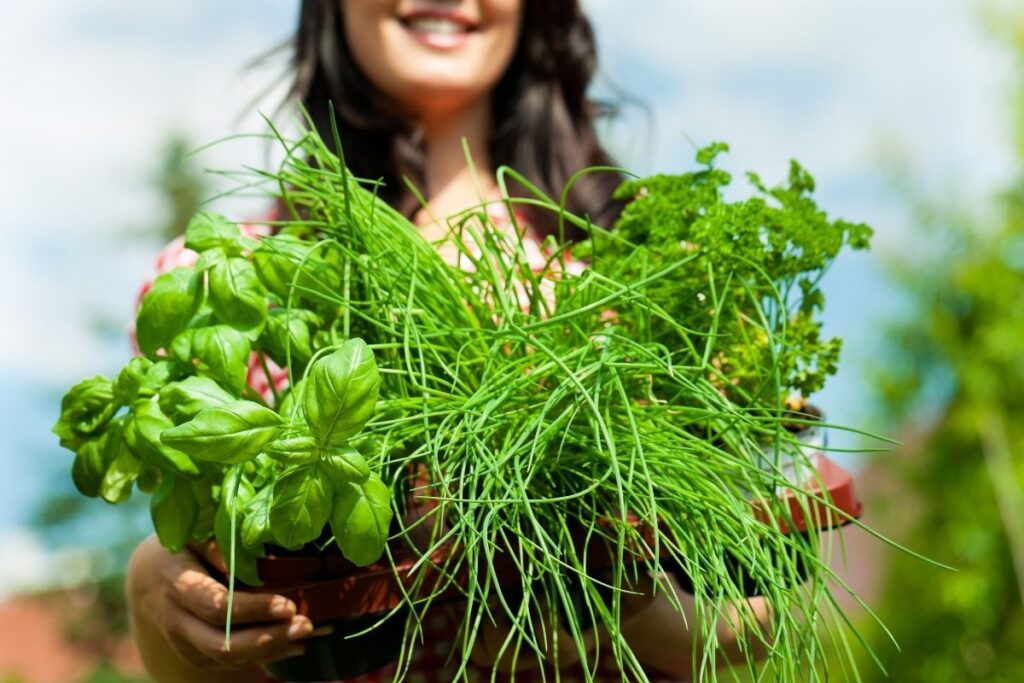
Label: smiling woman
xmin=122 ymin=2 xmax=767 ymax=682
xmin=343 ymin=0 xmax=522 ymax=109
xmin=291 ymin=0 xmax=622 ymax=234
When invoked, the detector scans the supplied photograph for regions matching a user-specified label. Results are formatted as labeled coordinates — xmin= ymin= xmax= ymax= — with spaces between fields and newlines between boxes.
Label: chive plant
xmin=55 ymin=120 xmax=888 ymax=681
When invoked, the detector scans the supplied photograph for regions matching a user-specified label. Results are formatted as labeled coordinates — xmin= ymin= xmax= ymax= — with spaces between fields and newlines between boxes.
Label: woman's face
xmin=342 ymin=0 xmax=523 ymax=118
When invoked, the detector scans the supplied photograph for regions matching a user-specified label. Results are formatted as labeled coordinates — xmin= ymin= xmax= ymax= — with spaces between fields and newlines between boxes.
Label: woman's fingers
xmin=165 ymin=603 xmax=329 ymax=668
xmin=166 ymin=548 xmax=296 ymax=626
xmin=187 ymin=538 xmax=229 ymax=574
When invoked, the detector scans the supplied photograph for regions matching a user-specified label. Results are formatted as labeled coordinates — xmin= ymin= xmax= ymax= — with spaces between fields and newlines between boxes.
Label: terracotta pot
xmin=263 ymin=607 xmax=407 ymax=683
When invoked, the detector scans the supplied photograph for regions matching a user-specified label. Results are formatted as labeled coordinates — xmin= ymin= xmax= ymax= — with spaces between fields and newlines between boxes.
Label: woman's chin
xmin=395 ymin=79 xmax=490 ymax=117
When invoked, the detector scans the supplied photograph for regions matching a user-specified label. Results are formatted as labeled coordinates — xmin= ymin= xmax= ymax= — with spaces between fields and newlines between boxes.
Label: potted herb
xmin=53 ymin=211 xmax=403 ymax=678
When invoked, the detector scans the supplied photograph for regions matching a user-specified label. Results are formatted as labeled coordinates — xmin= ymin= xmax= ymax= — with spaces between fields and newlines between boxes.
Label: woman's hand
xmin=127 ymin=535 xmax=329 ymax=683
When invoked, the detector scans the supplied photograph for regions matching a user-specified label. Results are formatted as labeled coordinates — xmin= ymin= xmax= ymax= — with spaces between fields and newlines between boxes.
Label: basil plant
xmin=53 ymin=213 xmax=392 ymax=585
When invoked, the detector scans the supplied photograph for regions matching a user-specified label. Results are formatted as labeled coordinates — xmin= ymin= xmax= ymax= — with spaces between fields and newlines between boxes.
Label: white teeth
xmin=406 ymin=17 xmax=467 ymax=35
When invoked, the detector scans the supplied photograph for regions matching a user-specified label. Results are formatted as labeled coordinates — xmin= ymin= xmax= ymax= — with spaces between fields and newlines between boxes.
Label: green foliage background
xmin=855 ymin=7 xmax=1024 ymax=681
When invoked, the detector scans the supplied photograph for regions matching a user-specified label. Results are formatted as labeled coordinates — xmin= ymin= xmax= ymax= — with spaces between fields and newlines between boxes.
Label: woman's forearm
xmin=616 ymin=577 xmax=772 ymax=680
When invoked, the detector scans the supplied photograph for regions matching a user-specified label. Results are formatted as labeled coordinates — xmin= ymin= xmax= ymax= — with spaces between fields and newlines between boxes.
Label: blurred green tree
xmin=859 ymin=7 xmax=1024 ymax=681
xmin=153 ymin=135 xmax=206 ymax=241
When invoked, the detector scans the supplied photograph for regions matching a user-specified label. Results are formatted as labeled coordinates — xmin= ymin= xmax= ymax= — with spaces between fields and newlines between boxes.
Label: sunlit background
xmin=1 ymin=1 xmax=1021 ymax=680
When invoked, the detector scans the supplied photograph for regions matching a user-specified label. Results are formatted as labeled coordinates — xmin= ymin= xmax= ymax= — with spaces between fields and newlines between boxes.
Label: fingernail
xmin=287 ymin=619 xmax=313 ymax=640
xmin=287 ymin=645 xmax=306 ymax=658
xmin=270 ymin=597 xmax=296 ymax=619
xmin=309 ymin=625 xmax=334 ymax=638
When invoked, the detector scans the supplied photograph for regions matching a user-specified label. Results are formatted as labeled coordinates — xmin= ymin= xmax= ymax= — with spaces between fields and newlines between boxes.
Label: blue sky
xmin=0 ymin=0 xmax=1016 ymax=594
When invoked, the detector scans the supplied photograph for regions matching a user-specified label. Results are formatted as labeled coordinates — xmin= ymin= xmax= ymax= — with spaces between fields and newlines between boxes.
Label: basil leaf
xmin=215 ymin=499 xmax=262 ymax=587
xmin=330 ymin=474 xmax=392 ymax=567
xmin=221 ymin=468 xmax=257 ymax=512
xmin=114 ymin=358 xmax=178 ymax=404
xmin=137 ymin=267 xmax=203 ymax=357
xmin=188 ymin=325 xmax=252 ymax=395
xmin=252 ymin=235 xmax=340 ymax=302
xmin=161 ymin=400 xmax=282 ymax=465
xmin=259 ymin=308 xmax=319 ymax=370
xmin=324 ymin=446 xmax=370 ymax=485
xmin=277 ymin=378 xmax=306 ymax=421
xmin=191 ymin=478 xmax=218 ymax=543
xmin=100 ymin=438 xmax=140 ymax=504
xmin=184 ymin=212 xmax=256 ymax=256
xmin=270 ymin=464 xmax=334 ymax=551
xmin=194 ymin=247 xmax=227 ymax=273
xmin=158 ymin=376 xmax=236 ymax=424
xmin=124 ymin=400 xmax=200 ymax=477
xmin=303 ymin=339 xmax=380 ymax=448
xmin=54 ymin=376 xmax=119 ymax=450
xmin=263 ymin=434 xmax=318 ymax=466
xmin=71 ymin=431 xmax=114 ymax=498
xmin=136 ymin=463 xmax=162 ymax=493
xmin=245 ymin=452 xmax=278 ymax=489
xmin=252 ymin=235 xmax=314 ymax=298
xmin=209 ymin=257 xmax=268 ymax=332
xmin=241 ymin=486 xmax=275 ymax=553
xmin=168 ymin=329 xmax=195 ymax=365
xmin=151 ymin=475 xmax=198 ymax=553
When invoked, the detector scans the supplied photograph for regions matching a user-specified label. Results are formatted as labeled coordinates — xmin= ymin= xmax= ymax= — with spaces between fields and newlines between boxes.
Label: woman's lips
xmin=400 ymin=12 xmax=478 ymax=50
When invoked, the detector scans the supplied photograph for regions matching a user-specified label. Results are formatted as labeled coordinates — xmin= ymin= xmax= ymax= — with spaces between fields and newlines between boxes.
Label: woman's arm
xmin=126 ymin=535 xmax=324 ymax=683
xmin=469 ymin=571 xmax=771 ymax=679
xmin=614 ymin=574 xmax=771 ymax=680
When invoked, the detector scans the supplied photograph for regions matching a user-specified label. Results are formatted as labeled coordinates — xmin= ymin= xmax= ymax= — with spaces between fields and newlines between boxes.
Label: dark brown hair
xmin=287 ymin=0 xmax=623 ymax=239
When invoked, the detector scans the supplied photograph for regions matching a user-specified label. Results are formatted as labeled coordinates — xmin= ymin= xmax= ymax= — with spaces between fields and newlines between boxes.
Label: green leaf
xmin=161 ymin=400 xmax=282 ymax=465
xmin=151 ymin=475 xmax=198 ymax=553
xmin=252 ymin=235 xmax=312 ymax=298
xmin=240 ymin=486 xmax=275 ymax=553
xmin=194 ymin=247 xmax=227 ymax=273
xmin=187 ymin=325 xmax=252 ymax=394
xmin=215 ymin=498 xmax=262 ymax=587
xmin=184 ymin=212 xmax=256 ymax=255
xmin=209 ymin=257 xmax=268 ymax=332
xmin=259 ymin=308 xmax=319 ymax=371
xmin=113 ymin=357 xmax=178 ymax=404
xmin=263 ymin=434 xmax=318 ymax=466
xmin=124 ymin=400 xmax=200 ymax=477
xmin=323 ymin=446 xmax=370 ymax=485
xmin=221 ymin=468 xmax=257 ymax=512
xmin=277 ymin=378 xmax=306 ymax=421
xmin=53 ymin=376 xmax=119 ymax=450
xmin=71 ymin=431 xmax=114 ymax=498
xmin=190 ymin=478 xmax=218 ymax=543
xmin=158 ymin=376 xmax=236 ymax=424
xmin=330 ymin=474 xmax=392 ymax=567
xmin=303 ymin=339 xmax=380 ymax=448
xmin=252 ymin=235 xmax=340 ymax=302
xmin=696 ymin=141 xmax=730 ymax=166
xmin=136 ymin=463 xmax=162 ymax=493
xmin=270 ymin=464 xmax=334 ymax=551
xmin=136 ymin=267 xmax=203 ymax=357
xmin=100 ymin=436 xmax=141 ymax=504
xmin=168 ymin=329 xmax=195 ymax=365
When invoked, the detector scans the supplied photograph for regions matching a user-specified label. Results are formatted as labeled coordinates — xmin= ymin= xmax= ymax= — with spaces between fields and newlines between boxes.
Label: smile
xmin=399 ymin=9 xmax=479 ymax=49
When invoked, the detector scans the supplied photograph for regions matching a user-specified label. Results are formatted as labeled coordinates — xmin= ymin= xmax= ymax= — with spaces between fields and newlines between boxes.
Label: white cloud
xmin=0 ymin=1 xmax=295 ymax=384
xmin=588 ymin=0 xmax=1016 ymax=222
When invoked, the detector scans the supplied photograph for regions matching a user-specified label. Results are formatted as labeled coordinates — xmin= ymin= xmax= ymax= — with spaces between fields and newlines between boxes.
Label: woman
xmin=126 ymin=1 xmax=768 ymax=681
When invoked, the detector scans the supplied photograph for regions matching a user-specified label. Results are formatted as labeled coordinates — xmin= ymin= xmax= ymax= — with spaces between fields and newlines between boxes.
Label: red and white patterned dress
xmin=138 ymin=210 xmax=680 ymax=683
